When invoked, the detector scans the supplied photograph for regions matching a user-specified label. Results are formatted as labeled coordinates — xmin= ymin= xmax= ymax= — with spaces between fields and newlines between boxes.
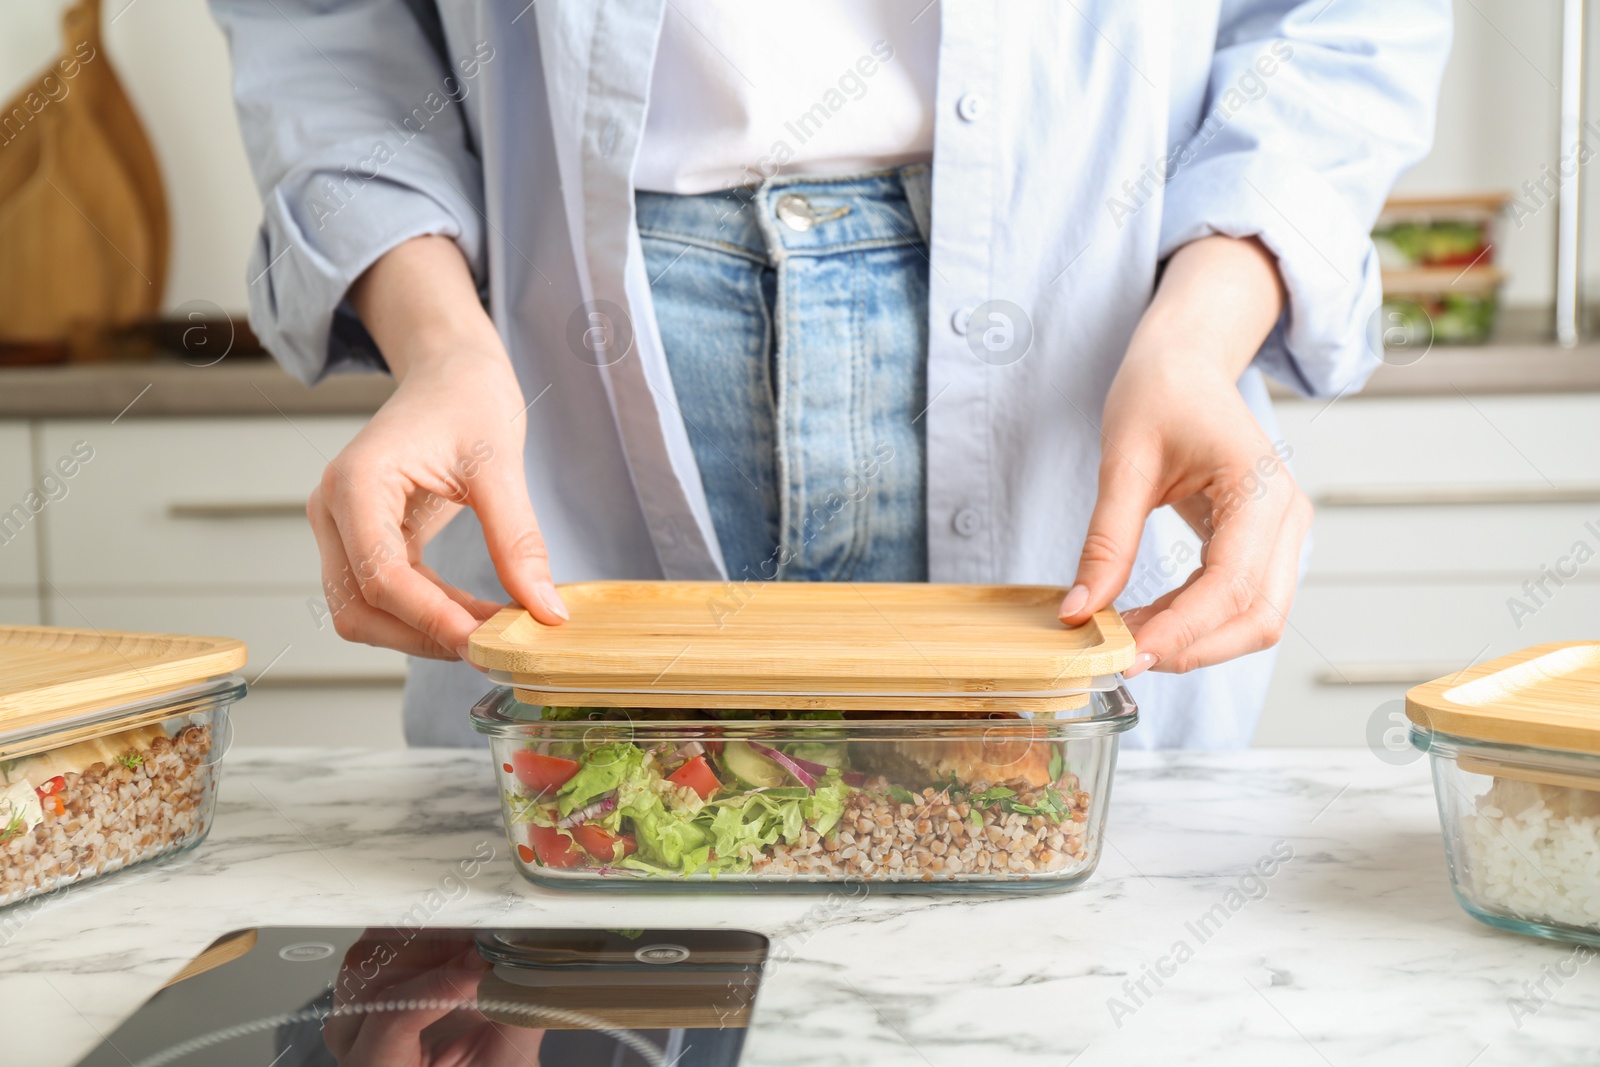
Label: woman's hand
xmin=308 ymin=236 xmax=568 ymax=660
xmin=1059 ymin=235 xmax=1312 ymax=677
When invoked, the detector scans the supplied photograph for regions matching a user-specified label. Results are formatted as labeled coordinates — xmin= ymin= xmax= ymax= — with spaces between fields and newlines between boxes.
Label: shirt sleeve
xmin=209 ymin=0 xmax=487 ymax=383
xmin=1158 ymin=0 xmax=1452 ymax=397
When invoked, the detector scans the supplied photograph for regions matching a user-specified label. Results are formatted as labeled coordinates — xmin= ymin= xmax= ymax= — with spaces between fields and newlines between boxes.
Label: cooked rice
xmin=1462 ymin=777 xmax=1600 ymax=930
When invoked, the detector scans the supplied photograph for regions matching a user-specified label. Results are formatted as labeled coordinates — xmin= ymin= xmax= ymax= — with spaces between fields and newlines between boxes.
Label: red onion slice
xmin=748 ymin=742 xmax=818 ymax=791
xmin=781 ymin=751 xmax=864 ymax=788
xmin=557 ymin=792 xmax=617 ymax=828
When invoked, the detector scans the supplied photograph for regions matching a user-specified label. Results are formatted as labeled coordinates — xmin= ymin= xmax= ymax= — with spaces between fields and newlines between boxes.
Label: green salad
xmin=501 ymin=710 xmax=855 ymax=875
xmin=495 ymin=707 xmax=1090 ymax=881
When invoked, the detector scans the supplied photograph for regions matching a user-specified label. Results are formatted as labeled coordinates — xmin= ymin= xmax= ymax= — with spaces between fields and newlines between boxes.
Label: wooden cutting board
xmin=0 ymin=0 xmax=169 ymax=347
xmin=470 ymin=582 xmax=1135 ymax=712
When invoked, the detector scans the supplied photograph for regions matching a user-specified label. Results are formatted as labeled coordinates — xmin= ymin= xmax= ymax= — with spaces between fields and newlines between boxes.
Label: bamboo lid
xmin=1406 ymin=642 xmax=1600 ymax=755
xmin=0 ymin=624 xmax=247 ymax=735
xmin=468 ymin=582 xmax=1135 ymax=712
xmin=1379 ymin=192 xmax=1510 ymax=216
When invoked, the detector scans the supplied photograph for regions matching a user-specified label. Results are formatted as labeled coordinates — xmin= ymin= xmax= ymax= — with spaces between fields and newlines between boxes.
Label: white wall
xmin=1 ymin=0 xmax=259 ymax=316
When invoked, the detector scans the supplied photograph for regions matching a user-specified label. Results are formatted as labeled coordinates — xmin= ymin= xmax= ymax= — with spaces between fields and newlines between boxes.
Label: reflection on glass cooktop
xmin=76 ymin=926 xmax=767 ymax=1066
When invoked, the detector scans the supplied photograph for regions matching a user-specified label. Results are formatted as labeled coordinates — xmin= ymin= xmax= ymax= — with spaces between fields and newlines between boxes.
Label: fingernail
xmin=1124 ymin=652 xmax=1159 ymax=679
xmin=458 ymin=948 xmax=490 ymax=972
xmin=536 ymin=583 xmax=569 ymax=621
xmin=1059 ymin=584 xmax=1089 ymax=620
xmin=455 ymin=645 xmax=471 ymax=661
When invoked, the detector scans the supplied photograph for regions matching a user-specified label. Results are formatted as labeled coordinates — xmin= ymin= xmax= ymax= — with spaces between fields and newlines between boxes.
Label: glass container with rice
xmin=1409 ymin=643 xmax=1600 ymax=946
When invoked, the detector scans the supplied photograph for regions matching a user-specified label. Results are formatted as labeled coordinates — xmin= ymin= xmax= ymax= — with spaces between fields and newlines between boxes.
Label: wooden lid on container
xmin=468 ymin=582 xmax=1135 ymax=712
xmin=1378 ymin=192 xmax=1510 ymax=216
xmin=1406 ymin=641 xmax=1600 ymax=754
xmin=0 ymin=624 xmax=247 ymax=735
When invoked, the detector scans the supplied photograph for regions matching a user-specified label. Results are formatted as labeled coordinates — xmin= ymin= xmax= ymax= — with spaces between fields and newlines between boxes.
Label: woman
xmin=210 ymin=1 xmax=1449 ymax=747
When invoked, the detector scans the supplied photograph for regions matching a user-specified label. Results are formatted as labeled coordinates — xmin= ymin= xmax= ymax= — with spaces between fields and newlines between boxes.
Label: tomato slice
xmin=510 ymin=751 xmax=580 ymax=796
xmin=570 ymin=824 xmax=637 ymax=862
xmin=666 ymin=755 xmax=721 ymax=799
xmin=525 ymin=824 xmax=587 ymax=868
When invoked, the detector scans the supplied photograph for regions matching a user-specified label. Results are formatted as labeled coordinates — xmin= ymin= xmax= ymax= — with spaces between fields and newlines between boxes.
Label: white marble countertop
xmin=4 ymin=748 xmax=1595 ymax=1066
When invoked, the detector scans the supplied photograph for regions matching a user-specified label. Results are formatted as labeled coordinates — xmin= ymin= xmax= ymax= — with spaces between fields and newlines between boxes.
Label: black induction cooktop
xmin=76 ymin=926 xmax=767 ymax=1067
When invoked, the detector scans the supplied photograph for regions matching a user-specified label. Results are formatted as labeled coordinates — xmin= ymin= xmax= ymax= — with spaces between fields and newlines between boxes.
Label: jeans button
xmin=956 ymin=93 xmax=984 ymax=122
xmin=952 ymin=508 xmax=982 ymax=537
xmin=775 ymin=194 xmax=815 ymax=231
xmin=950 ymin=306 xmax=973 ymax=335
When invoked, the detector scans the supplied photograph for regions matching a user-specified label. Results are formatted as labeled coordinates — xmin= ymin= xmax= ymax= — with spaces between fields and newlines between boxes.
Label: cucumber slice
xmin=787 ymin=741 xmax=844 ymax=768
xmin=721 ymin=741 xmax=787 ymax=789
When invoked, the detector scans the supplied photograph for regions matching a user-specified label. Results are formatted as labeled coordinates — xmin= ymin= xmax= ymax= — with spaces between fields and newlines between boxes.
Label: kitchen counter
xmin=0 ymin=358 xmax=394 ymax=418
xmin=5 ymin=748 xmax=1594 ymax=1066
xmin=1267 ymin=339 xmax=1600 ymax=400
xmin=2 ymin=332 xmax=1597 ymax=422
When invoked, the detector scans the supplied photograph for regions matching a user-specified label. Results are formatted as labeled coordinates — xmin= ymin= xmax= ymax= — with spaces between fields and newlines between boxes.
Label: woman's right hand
xmin=308 ymin=236 xmax=568 ymax=660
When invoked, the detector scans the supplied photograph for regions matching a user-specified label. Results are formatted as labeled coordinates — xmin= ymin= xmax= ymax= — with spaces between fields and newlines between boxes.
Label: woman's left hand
xmin=1058 ymin=235 xmax=1313 ymax=678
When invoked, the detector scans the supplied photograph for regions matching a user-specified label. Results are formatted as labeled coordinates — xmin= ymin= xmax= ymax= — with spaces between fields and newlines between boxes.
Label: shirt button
xmin=950 ymin=306 xmax=973 ymax=335
xmin=952 ymin=508 xmax=982 ymax=537
xmin=956 ymin=93 xmax=984 ymax=122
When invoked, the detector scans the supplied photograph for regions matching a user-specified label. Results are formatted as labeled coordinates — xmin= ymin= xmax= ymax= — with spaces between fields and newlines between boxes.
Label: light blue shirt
xmin=209 ymin=0 xmax=1451 ymax=748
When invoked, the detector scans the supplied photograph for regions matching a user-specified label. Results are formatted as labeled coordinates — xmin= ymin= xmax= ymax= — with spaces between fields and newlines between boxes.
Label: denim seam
xmin=755 ymin=213 xmax=797 ymax=577
xmin=754 ymin=264 xmax=778 ymax=578
xmin=840 ymin=248 xmax=872 ymax=579
xmin=773 ymin=234 xmax=922 ymax=257
xmin=637 ymin=228 xmax=768 ymax=266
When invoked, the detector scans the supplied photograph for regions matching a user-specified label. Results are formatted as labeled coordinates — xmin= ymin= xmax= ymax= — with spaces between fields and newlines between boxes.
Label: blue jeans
xmin=638 ymin=165 xmax=932 ymax=582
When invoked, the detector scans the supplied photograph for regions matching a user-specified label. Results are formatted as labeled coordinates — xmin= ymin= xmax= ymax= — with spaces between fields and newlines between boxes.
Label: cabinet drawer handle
xmin=1316 ymin=485 xmax=1600 ymax=508
xmin=167 ymin=501 xmax=307 ymax=520
xmin=1315 ymin=663 xmax=1470 ymax=686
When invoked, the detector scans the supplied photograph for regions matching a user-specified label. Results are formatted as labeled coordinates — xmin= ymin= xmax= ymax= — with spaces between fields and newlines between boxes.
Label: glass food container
xmin=469 ymin=582 xmax=1138 ymax=892
xmin=1373 ymin=193 xmax=1508 ymax=345
xmin=0 ymin=625 xmax=247 ymax=909
xmin=1408 ymin=642 xmax=1600 ymax=948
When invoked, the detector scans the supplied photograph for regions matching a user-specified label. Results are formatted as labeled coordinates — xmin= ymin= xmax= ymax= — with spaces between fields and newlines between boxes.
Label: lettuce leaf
xmin=555 ymin=743 xmax=642 ymax=816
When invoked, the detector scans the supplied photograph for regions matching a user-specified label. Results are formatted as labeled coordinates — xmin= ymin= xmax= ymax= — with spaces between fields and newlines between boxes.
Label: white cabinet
xmin=46 ymin=591 xmax=403 ymax=683
xmin=36 ymin=417 xmax=405 ymax=684
xmin=0 ymin=421 xmax=39 ymax=595
xmin=1259 ymin=394 xmax=1600 ymax=746
xmin=38 ymin=418 xmax=339 ymax=588
xmin=0 ymin=595 xmax=39 ymax=625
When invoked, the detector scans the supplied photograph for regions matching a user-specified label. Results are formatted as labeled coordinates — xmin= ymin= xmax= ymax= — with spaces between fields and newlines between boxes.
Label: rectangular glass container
xmin=0 ymin=622 xmax=247 ymax=911
xmin=0 ymin=677 xmax=243 ymax=909
xmin=1409 ymin=642 xmax=1600 ymax=947
xmin=471 ymin=683 xmax=1137 ymax=892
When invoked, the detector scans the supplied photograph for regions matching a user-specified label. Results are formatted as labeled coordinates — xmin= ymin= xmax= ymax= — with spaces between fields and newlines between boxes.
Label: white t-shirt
xmin=634 ymin=2 xmax=940 ymax=194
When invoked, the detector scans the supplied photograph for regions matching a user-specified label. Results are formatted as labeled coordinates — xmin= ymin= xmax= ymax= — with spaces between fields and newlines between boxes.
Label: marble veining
xmin=2 ymin=748 xmax=1596 ymax=1066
